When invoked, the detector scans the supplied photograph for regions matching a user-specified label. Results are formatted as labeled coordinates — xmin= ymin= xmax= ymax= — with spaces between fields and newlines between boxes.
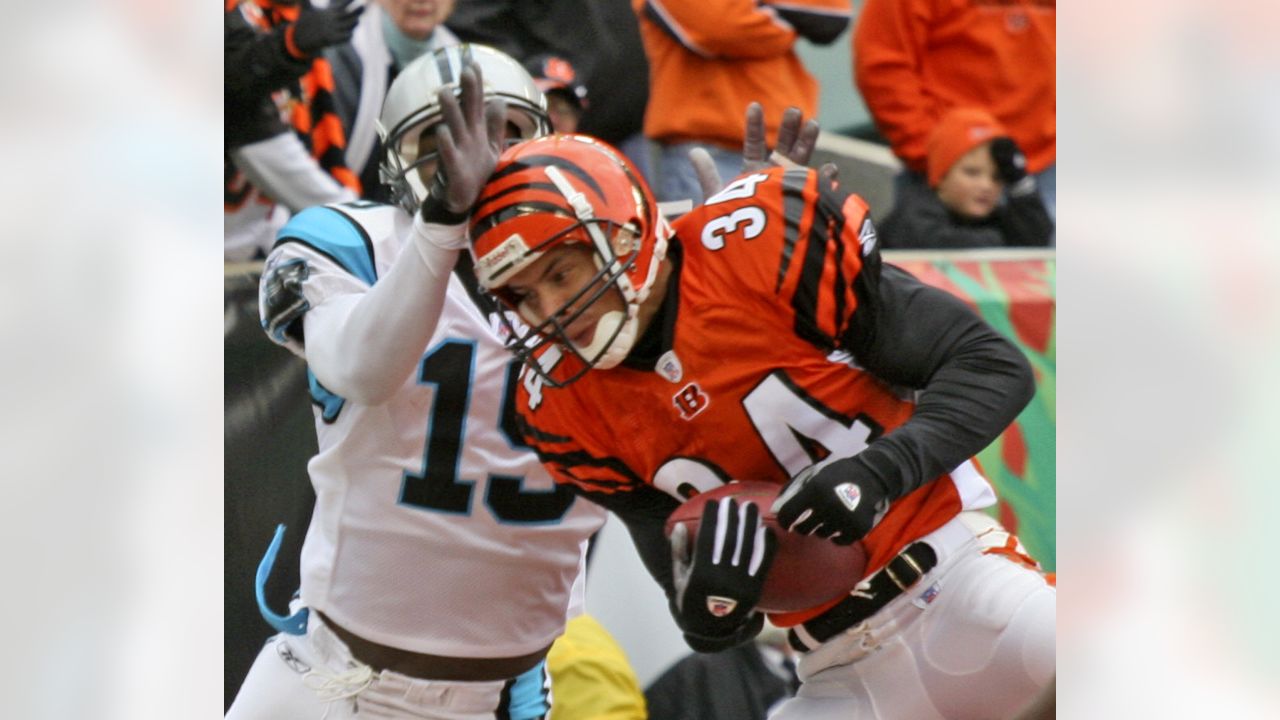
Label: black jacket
xmin=225 ymin=3 xmax=313 ymax=150
xmin=879 ymin=174 xmax=1053 ymax=250
xmin=446 ymin=0 xmax=649 ymax=144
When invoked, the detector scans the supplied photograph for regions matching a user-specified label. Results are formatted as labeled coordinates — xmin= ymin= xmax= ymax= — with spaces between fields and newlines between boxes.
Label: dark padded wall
xmin=224 ymin=269 xmax=318 ymax=710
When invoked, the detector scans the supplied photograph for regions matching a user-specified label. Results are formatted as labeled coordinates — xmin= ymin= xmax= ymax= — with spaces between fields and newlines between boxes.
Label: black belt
xmin=788 ymin=541 xmax=939 ymax=652
xmin=317 ymin=612 xmax=551 ymax=681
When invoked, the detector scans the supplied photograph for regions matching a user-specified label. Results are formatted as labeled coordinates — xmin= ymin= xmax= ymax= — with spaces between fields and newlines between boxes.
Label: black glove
xmin=671 ymin=498 xmax=777 ymax=652
xmin=771 ymin=456 xmax=892 ymax=546
xmin=678 ymin=609 xmax=765 ymax=653
xmin=420 ymin=62 xmax=508 ymax=224
xmin=989 ymin=136 xmax=1039 ymax=199
xmin=989 ymin=137 xmax=1027 ymax=184
xmin=291 ymin=0 xmax=364 ymax=57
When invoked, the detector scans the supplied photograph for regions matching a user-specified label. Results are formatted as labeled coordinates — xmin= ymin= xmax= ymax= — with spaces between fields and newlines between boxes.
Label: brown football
xmin=664 ymin=481 xmax=868 ymax=613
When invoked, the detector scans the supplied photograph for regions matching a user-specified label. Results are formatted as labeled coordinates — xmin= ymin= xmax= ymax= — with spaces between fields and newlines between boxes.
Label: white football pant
xmin=769 ymin=512 xmax=1056 ymax=720
xmin=226 ymin=613 xmax=551 ymax=720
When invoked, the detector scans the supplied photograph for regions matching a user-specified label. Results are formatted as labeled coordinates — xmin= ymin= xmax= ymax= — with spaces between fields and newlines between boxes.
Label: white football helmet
xmin=377 ymin=44 xmax=551 ymax=214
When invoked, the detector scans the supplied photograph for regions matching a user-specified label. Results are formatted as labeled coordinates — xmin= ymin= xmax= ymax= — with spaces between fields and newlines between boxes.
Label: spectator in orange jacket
xmin=635 ymin=0 xmax=851 ymax=204
xmin=854 ymin=0 xmax=1055 ymax=220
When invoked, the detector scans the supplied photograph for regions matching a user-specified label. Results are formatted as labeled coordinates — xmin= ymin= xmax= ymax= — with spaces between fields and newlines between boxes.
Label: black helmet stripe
xmin=491 ymin=155 xmax=606 ymax=202
xmin=471 ymin=200 xmax=578 ymax=238
xmin=480 ymin=181 xmax=562 ymax=207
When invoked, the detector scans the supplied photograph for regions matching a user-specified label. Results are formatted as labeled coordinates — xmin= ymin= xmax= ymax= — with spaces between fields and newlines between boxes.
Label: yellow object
xmin=547 ymin=615 xmax=647 ymax=720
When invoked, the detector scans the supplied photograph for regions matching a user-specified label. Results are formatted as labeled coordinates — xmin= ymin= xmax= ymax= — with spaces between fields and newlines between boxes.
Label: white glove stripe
xmin=748 ymin=524 xmax=767 ymax=576
xmin=731 ymin=502 xmax=749 ymax=567
xmin=711 ymin=499 xmax=731 ymax=564
xmin=788 ymin=508 xmax=813 ymax=533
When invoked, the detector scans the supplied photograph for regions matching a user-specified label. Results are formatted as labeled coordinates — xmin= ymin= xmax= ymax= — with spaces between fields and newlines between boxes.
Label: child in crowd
xmin=879 ymin=107 xmax=1053 ymax=250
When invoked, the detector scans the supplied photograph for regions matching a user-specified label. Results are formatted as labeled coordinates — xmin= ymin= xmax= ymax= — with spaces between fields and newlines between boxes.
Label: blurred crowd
xmin=224 ymin=0 xmax=1055 ymax=263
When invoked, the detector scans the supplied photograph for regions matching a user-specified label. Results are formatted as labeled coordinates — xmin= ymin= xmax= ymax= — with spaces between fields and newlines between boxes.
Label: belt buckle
xmin=883 ymin=545 xmax=925 ymax=592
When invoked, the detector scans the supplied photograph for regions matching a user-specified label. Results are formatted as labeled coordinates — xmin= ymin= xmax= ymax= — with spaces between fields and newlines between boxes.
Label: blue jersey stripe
xmin=308 ymin=369 xmax=346 ymax=423
xmin=505 ymin=660 xmax=551 ymax=719
xmin=276 ymin=206 xmax=377 ymax=285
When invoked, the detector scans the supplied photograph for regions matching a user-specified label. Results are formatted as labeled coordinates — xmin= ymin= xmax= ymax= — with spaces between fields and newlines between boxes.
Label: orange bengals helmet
xmin=469 ymin=134 xmax=671 ymax=386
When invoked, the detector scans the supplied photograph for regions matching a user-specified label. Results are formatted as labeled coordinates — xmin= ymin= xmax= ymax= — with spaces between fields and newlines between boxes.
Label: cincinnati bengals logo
xmin=543 ymin=57 xmax=576 ymax=84
xmin=673 ymin=382 xmax=709 ymax=420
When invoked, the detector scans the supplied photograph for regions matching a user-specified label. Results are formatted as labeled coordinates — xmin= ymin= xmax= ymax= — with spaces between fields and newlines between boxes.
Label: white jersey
xmin=259 ymin=201 xmax=606 ymax=658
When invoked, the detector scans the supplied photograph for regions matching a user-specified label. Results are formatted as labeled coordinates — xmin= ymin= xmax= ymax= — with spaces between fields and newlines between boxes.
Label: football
xmin=664 ymin=481 xmax=868 ymax=613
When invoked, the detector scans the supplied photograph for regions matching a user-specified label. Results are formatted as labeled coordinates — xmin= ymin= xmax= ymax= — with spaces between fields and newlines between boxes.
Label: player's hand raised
xmin=693 ymin=103 xmax=836 ymax=198
xmin=772 ymin=456 xmax=892 ymax=546
xmin=420 ymin=62 xmax=508 ymax=223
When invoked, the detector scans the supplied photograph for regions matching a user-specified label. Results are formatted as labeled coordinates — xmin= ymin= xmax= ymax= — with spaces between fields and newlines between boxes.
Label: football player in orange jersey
xmin=466 ymin=129 xmax=1056 ymax=718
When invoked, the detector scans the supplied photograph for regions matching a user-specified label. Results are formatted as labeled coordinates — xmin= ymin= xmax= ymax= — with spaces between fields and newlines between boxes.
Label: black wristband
xmin=419 ymin=193 xmax=469 ymax=225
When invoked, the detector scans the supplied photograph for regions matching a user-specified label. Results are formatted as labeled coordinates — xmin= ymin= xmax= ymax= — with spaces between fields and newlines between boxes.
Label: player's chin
xmin=565 ymin=319 xmax=598 ymax=349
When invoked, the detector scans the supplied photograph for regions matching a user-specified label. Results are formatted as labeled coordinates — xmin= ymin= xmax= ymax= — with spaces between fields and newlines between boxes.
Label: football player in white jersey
xmin=226 ymin=45 xmax=609 ymax=720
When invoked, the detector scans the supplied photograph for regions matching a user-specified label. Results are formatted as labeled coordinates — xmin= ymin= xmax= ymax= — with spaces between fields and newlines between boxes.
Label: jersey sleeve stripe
xmin=531 ymin=447 xmax=643 ymax=484
xmin=520 ymin=421 xmax=575 ymax=445
xmin=275 ymin=206 xmax=378 ymax=285
xmin=826 ymin=206 xmax=850 ymax=341
xmin=791 ymin=184 xmax=837 ymax=352
xmin=307 ymin=368 xmax=346 ymax=423
xmin=526 ymin=446 xmax=645 ymax=494
xmin=776 ymin=168 xmax=812 ymax=293
xmin=788 ymin=180 xmax=875 ymax=353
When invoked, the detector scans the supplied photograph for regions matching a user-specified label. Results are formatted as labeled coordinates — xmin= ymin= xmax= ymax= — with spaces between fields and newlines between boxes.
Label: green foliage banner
xmin=890 ymin=256 xmax=1056 ymax=571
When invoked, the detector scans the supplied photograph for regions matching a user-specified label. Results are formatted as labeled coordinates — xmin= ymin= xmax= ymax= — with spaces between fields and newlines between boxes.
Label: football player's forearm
xmin=574 ymin=484 xmax=680 ymax=599
xmin=848 ymin=267 xmax=1035 ymax=497
xmin=847 ymin=340 xmax=1033 ymax=498
xmin=305 ymin=221 xmax=464 ymax=405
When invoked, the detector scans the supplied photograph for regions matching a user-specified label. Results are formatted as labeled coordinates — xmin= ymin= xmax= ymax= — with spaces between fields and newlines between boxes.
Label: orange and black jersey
xmin=515 ymin=167 xmax=1034 ymax=623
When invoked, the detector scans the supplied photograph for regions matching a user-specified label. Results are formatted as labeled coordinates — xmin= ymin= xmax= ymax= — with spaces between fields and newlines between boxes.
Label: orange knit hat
xmin=926 ymin=108 xmax=1006 ymax=187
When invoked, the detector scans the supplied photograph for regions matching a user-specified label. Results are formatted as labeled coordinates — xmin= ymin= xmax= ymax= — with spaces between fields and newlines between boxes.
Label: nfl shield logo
xmin=834 ymin=482 xmax=862 ymax=512
xmin=656 ymin=350 xmax=684 ymax=383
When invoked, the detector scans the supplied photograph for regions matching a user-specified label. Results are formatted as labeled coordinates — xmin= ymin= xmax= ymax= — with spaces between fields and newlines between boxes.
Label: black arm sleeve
xmin=840 ymin=263 xmax=1036 ymax=499
xmin=571 ymin=483 xmax=681 ymax=601
xmin=996 ymin=191 xmax=1054 ymax=247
